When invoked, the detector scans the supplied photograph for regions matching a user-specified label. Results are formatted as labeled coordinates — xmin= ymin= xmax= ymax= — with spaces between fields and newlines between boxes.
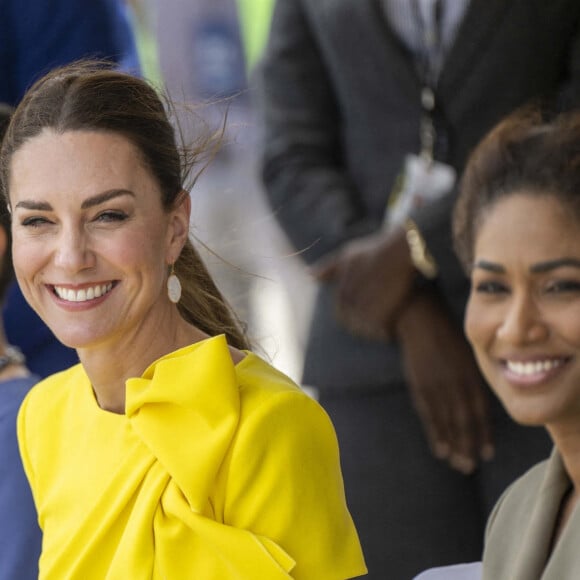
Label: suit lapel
xmin=544 ymin=460 xmax=580 ymax=579
xmin=368 ymin=0 xmax=422 ymax=95
xmin=438 ymin=0 xmax=511 ymax=98
xmin=367 ymin=0 xmax=511 ymax=100
xmin=511 ymin=451 xmax=570 ymax=580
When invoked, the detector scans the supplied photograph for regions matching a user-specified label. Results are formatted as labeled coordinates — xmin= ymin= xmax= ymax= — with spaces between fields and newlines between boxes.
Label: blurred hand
xmin=395 ymin=291 xmax=494 ymax=474
xmin=312 ymin=227 xmax=416 ymax=339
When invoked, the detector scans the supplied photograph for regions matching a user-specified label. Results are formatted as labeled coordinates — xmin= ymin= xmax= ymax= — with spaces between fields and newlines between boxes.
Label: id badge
xmin=385 ymin=154 xmax=456 ymax=227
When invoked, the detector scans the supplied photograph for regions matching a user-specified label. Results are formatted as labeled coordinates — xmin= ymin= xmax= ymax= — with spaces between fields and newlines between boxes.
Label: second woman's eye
xmin=545 ymin=279 xmax=580 ymax=294
xmin=473 ymin=280 xmax=509 ymax=295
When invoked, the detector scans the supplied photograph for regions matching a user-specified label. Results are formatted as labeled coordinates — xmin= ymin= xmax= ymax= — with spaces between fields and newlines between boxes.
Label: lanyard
xmin=411 ymin=0 xmax=444 ymax=163
xmin=411 ymin=0 xmax=444 ymax=87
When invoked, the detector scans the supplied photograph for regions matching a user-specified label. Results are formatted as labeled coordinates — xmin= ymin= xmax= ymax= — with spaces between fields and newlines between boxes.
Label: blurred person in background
xmin=154 ymin=0 xmax=317 ymax=383
xmin=235 ymin=0 xmax=318 ymax=380
xmin=0 ymin=0 xmax=140 ymax=377
xmin=257 ymin=0 xmax=580 ymax=577
xmin=0 ymin=103 xmax=41 ymax=580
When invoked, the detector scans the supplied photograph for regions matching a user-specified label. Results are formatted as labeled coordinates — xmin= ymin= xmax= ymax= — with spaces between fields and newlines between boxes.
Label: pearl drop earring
xmin=167 ymin=263 xmax=182 ymax=304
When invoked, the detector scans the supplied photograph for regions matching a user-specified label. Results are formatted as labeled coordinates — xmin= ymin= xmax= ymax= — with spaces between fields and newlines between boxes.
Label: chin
xmin=52 ymin=331 xmax=97 ymax=351
xmin=510 ymin=414 xmax=547 ymax=427
xmin=501 ymin=403 xmax=551 ymax=428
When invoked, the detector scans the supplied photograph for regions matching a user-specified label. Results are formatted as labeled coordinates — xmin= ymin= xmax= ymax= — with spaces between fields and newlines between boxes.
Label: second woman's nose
xmin=497 ymin=293 xmax=549 ymax=345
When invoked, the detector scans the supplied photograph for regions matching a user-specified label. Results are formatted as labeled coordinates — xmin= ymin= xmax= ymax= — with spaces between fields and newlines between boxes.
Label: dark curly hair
xmin=453 ymin=106 xmax=580 ymax=273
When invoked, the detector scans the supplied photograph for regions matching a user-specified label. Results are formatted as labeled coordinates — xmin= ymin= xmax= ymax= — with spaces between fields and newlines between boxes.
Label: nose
xmin=497 ymin=292 xmax=548 ymax=345
xmin=53 ymin=224 xmax=95 ymax=273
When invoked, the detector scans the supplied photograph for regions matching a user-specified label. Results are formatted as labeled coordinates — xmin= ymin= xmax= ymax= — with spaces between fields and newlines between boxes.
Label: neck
xmin=78 ymin=318 xmax=209 ymax=414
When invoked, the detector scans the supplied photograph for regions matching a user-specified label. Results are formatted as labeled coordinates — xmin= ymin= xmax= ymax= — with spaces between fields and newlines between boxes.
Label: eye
xmin=94 ymin=210 xmax=128 ymax=223
xmin=545 ymin=279 xmax=580 ymax=294
xmin=21 ymin=216 xmax=52 ymax=228
xmin=473 ymin=278 xmax=509 ymax=294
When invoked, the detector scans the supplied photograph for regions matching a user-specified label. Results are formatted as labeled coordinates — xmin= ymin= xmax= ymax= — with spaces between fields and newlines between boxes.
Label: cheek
xmin=110 ymin=230 xmax=167 ymax=280
xmin=107 ymin=224 xmax=163 ymax=259
xmin=464 ymin=300 xmax=503 ymax=390
xmin=464 ymin=298 xmax=493 ymax=353
xmin=554 ymin=314 xmax=580 ymax=346
xmin=10 ymin=239 xmax=43 ymax=310
xmin=11 ymin=234 xmax=41 ymax=278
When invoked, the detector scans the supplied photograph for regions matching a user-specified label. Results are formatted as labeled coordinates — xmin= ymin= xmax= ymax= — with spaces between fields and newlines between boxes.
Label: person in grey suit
xmin=454 ymin=107 xmax=580 ymax=580
xmin=257 ymin=0 xmax=580 ymax=577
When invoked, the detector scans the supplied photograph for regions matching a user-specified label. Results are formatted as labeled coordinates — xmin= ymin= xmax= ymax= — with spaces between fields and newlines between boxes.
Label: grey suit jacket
xmin=258 ymin=0 xmax=580 ymax=390
xmin=482 ymin=448 xmax=580 ymax=580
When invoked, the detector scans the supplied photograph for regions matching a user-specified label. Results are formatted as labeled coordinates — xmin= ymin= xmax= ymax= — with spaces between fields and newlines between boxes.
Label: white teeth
xmin=54 ymin=283 xmax=113 ymax=303
xmin=506 ymin=359 xmax=563 ymax=376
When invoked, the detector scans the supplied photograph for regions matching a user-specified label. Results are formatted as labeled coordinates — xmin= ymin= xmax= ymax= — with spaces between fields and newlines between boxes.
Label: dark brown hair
xmin=0 ymin=61 xmax=249 ymax=349
xmin=453 ymin=106 xmax=580 ymax=272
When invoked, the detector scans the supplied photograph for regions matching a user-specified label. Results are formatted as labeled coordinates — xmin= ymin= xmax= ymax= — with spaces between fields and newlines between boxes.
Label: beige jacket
xmin=482 ymin=447 xmax=580 ymax=580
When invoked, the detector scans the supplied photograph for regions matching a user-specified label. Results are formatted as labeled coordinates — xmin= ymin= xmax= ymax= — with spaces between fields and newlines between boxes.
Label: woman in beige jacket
xmin=453 ymin=107 xmax=580 ymax=580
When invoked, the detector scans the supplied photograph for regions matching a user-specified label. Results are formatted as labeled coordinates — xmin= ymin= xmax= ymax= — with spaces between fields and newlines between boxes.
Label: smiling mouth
xmin=504 ymin=358 xmax=568 ymax=377
xmin=52 ymin=282 xmax=115 ymax=303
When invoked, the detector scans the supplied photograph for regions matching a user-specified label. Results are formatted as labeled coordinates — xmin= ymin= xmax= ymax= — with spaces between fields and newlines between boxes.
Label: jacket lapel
xmin=368 ymin=0 xmax=422 ymax=95
xmin=367 ymin=0 xmax=511 ymax=100
xmin=544 ymin=459 xmax=580 ymax=579
xmin=511 ymin=450 xmax=570 ymax=580
xmin=438 ymin=0 xmax=511 ymax=97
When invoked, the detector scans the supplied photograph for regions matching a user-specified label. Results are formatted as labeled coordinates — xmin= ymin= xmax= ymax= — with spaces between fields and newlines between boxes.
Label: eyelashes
xmin=21 ymin=216 xmax=51 ymax=228
xmin=473 ymin=279 xmax=580 ymax=296
xmin=20 ymin=210 xmax=129 ymax=228
xmin=474 ymin=281 xmax=508 ymax=295
xmin=94 ymin=211 xmax=128 ymax=223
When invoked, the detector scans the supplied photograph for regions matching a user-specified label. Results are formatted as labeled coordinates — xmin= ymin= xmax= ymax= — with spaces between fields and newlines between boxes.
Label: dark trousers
xmin=318 ymin=385 xmax=553 ymax=580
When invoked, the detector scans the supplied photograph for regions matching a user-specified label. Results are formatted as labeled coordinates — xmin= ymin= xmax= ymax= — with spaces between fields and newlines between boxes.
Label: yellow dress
xmin=18 ymin=335 xmax=367 ymax=579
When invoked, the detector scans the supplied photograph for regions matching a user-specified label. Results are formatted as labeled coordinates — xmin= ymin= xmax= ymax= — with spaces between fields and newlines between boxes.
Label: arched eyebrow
xmin=14 ymin=189 xmax=135 ymax=211
xmin=530 ymin=258 xmax=580 ymax=273
xmin=472 ymin=260 xmax=504 ymax=273
xmin=472 ymin=258 xmax=580 ymax=274
xmin=14 ymin=200 xmax=51 ymax=211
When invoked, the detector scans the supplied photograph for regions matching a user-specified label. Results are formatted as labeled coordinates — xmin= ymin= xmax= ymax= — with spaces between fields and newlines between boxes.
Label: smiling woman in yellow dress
xmin=453 ymin=108 xmax=580 ymax=580
xmin=0 ymin=62 xmax=367 ymax=580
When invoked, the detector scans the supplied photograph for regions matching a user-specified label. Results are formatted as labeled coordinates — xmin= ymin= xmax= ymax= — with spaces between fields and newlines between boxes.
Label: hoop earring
xmin=167 ymin=263 xmax=182 ymax=304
